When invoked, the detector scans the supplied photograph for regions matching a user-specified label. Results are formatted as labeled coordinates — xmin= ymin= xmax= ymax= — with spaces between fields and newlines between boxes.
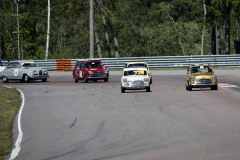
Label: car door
xmin=5 ymin=62 xmax=15 ymax=79
xmin=78 ymin=63 xmax=84 ymax=80
xmin=10 ymin=62 xmax=22 ymax=80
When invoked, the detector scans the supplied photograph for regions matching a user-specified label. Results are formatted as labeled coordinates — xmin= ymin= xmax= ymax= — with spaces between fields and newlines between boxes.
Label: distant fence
xmin=34 ymin=55 xmax=240 ymax=71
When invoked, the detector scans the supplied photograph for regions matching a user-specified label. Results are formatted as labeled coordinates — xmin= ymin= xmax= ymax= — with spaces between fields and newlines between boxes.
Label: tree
xmin=45 ymin=0 xmax=50 ymax=60
xmin=0 ymin=0 xmax=3 ymax=59
xmin=89 ymin=0 xmax=94 ymax=58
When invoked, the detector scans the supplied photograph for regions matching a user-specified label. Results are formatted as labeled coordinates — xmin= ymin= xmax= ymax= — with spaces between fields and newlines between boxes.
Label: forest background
xmin=0 ymin=0 xmax=240 ymax=60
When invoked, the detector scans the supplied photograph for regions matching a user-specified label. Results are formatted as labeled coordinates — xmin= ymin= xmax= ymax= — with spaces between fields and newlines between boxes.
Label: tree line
xmin=0 ymin=0 xmax=240 ymax=60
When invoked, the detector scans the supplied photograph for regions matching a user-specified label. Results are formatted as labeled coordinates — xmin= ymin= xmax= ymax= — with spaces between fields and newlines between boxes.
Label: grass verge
xmin=0 ymin=86 xmax=21 ymax=160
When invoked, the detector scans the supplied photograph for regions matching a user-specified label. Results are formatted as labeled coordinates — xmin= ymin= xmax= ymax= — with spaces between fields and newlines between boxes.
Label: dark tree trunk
xmin=0 ymin=0 xmax=2 ymax=59
xmin=216 ymin=21 xmax=221 ymax=55
xmin=102 ymin=12 xmax=111 ymax=58
xmin=211 ymin=26 xmax=216 ymax=55
xmin=224 ymin=4 xmax=231 ymax=55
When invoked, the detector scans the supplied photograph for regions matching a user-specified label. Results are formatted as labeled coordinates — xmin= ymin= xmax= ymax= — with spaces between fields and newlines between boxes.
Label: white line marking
xmin=218 ymin=83 xmax=238 ymax=88
xmin=9 ymin=89 xmax=25 ymax=160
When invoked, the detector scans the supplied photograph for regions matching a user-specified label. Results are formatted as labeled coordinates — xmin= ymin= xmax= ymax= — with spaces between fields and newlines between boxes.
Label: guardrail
xmin=34 ymin=55 xmax=240 ymax=71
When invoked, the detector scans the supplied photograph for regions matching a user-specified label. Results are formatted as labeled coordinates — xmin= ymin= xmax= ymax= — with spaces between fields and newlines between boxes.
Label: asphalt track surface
xmin=2 ymin=70 xmax=240 ymax=160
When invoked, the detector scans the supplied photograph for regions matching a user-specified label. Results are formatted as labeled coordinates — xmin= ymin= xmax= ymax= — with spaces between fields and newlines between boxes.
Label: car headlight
xmin=191 ymin=76 xmax=195 ymax=81
xmin=212 ymin=75 xmax=217 ymax=80
xmin=104 ymin=68 xmax=109 ymax=74
xmin=88 ymin=71 xmax=92 ymax=74
xmin=123 ymin=78 xmax=127 ymax=83
xmin=144 ymin=78 xmax=149 ymax=82
xmin=33 ymin=70 xmax=38 ymax=75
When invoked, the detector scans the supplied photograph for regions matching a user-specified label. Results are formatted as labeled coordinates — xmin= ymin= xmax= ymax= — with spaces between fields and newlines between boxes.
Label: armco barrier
xmin=33 ymin=55 xmax=240 ymax=71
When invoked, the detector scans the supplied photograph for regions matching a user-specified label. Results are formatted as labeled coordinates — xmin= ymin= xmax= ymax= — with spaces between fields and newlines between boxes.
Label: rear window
xmin=127 ymin=64 xmax=147 ymax=68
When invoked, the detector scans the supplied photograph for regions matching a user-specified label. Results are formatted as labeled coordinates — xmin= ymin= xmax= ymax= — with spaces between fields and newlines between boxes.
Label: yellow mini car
xmin=125 ymin=62 xmax=152 ymax=84
xmin=186 ymin=65 xmax=218 ymax=91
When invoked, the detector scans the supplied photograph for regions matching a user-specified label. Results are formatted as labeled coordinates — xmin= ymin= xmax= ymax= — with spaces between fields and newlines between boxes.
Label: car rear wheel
xmin=24 ymin=75 xmax=30 ymax=83
xmin=2 ymin=76 xmax=8 ymax=83
xmin=83 ymin=75 xmax=88 ymax=83
xmin=150 ymin=78 xmax=152 ymax=84
xmin=94 ymin=79 xmax=97 ymax=82
xmin=104 ymin=78 xmax=108 ymax=82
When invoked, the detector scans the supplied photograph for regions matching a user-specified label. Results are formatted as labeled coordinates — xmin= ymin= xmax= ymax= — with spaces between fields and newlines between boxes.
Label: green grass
xmin=0 ymin=86 xmax=21 ymax=160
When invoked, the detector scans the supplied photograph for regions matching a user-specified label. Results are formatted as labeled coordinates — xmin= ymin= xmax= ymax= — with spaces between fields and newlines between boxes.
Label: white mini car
xmin=121 ymin=67 xmax=150 ymax=93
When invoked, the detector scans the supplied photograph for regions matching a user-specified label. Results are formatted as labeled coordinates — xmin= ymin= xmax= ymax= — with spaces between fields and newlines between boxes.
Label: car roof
xmin=190 ymin=64 xmax=212 ymax=68
xmin=126 ymin=62 xmax=148 ymax=65
xmin=123 ymin=67 xmax=147 ymax=71
xmin=12 ymin=60 xmax=35 ymax=65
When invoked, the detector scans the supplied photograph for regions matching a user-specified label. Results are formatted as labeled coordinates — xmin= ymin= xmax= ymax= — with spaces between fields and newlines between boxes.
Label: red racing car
xmin=73 ymin=59 xmax=109 ymax=83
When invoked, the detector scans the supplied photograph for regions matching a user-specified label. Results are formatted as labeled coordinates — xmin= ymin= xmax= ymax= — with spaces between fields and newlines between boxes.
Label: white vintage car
xmin=1 ymin=60 xmax=49 ymax=83
xmin=121 ymin=67 xmax=150 ymax=93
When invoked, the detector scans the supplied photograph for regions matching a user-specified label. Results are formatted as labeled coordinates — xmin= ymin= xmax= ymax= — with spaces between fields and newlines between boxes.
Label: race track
xmin=2 ymin=70 xmax=240 ymax=160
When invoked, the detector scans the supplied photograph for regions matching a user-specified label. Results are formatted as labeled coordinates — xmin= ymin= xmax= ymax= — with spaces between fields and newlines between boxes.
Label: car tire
xmin=2 ymin=76 xmax=8 ymax=83
xmin=24 ymin=75 xmax=30 ymax=83
xmin=121 ymin=86 xmax=125 ymax=93
xmin=150 ymin=78 xmax=152 ymax=84
xmin=94 ymin=79 xmax=97 ymax=82
xmin=83 ymin=76 xmax=88 ymax=83
xmin=74 ymin=76 xmax=78 ymax=83
xmin=187 ymin=81 xmax=192 ymax=91
xmin=188 ymin=86 xmax=192 ymax=91
xmin=104 ymin=78 xmax=108 ymax=82
xmin=42 ymin=78 xmax=47 ymax=82
xmin=146 ymin=86 xmax=151 ymax=92
xmin=211 ymin=85 xmax=218 ymax=90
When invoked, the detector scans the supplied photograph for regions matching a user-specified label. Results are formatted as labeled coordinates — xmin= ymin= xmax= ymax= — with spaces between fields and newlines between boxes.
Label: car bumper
xmin=122 ymin=82 xmax=149 ymax=90
xmin=190 ymin=83 xmax=217 ymax=88
xmin=87 ymin=76 xmax=108 ymax=79
xmin=30 ymin=75 xmax=48 ymax=80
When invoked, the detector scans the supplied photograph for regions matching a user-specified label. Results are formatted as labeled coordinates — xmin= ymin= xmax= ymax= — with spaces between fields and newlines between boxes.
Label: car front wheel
xmin=211 ymin=85 xmax=218 ymax=90
xmin=186 ymin=81 xmax=192 ymax=91
xmin=146 ymin=86 xmax=151 ymax=92
xmin=42 ymin=78 xmax=47 ymax=82
xmin=74 ymin=75 xmax=78 ymax=83
xmin=121 ymin=86 xmax=125 ymax=93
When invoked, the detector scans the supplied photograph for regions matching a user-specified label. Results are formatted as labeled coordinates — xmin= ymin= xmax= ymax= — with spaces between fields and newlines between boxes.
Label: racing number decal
xmin=14 ymin=69 xmax=19 ymax=76
xmin=80 ymin=71 xmax=82 ymax=77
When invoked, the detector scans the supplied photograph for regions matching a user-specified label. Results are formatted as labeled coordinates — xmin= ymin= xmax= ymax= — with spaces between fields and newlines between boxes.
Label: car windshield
xmin=0 ymin=61 xmax=9 ymax=66
xmin=124 ymin=70 xmax=147 ymax=76
xmin=22 ymin=63 xmax=37 ymax=67
xmin=84 ymin=62 xmax=102 ymax=69
xmin=128 ymin=64 xmax=147 ymax=68
xmin=191 ymin=66 xmax=213 ymax=73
